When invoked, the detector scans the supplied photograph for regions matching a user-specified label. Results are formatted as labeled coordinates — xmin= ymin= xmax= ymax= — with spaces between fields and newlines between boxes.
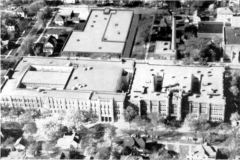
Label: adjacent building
xmin=198 ymin=21 xmax=230 ymax=39
xmin=216 ymin=7 xmax=234 ymax=23
xmin=129 ymin=62 xmax=226 ymax=122
xmin=61 ymin=8 xmax=137 ymax=58
xmin=223 ymin=26 xmax=240 ymax=63
xmin=0 ymin=57 xmax=134 ymax=123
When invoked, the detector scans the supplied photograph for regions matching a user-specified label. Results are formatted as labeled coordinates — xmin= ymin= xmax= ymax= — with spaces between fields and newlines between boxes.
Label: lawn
xmin=131 ymin=14 xmax=154 ymax=59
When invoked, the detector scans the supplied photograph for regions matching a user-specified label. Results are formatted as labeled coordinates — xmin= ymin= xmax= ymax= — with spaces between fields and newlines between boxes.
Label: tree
xmin=22 ymin=37 xmax=35 ymax=56
xmin=23 ymin=122 xmax=37 ymax=134
xmin=1 ymin=59 xmax=17 ymax=70
xmin=184 ymin=25 xmax=197 ymax=39
xmin=9 ymin=107 xmax=25 ymax=117
xmin=84 ymin=143 xmax=98 ymax=157
xmin=18 ymin=112 xmax=34 ymax=125
xmin=230 ymin=112 xmax=240 ymax=125
xmin=26 ymin=143 xmax=41 ymax=157
xmin=103 ymin=125 xmax=116 ymax=147
xmin=0 ymin=104 xmax=11 ymax=117
xmin=27 ymin=1 xmax=46 ymax=16
xmin=96 ymin=147 xmax=111 ymax=160
xmin=111 ymin=147 xmax=121 ymax=160
xmin=148 ymin=112 xmax=165 ymax=130
xmin=42 ymin=141 xmax=59 ymax=157
xmin=35 ymin=116 xmax=64 ymax=141
xmin=16 ymin=20 xmax=29 ymax=33
xmin=3 ymin=137 xmax=15 ymax=148
xmin=62 ymin=109 xmax=98 ymax=130
xmin=1 ymin=24 xmax=8 ymax=40
xmin=37 ymin=6 xmax=53 ymax=25
xmin=124 ymin=106 xmax=138 ymax=126
xmin=132 ymin=116 xmax=153 ymax=133
xmin=90 ymin=124 xmax=105 ymax=140
xmin=121 ymin=146 xmax=132 ymax=155
xmin=188 ymin=114 xmax=211 ymax=143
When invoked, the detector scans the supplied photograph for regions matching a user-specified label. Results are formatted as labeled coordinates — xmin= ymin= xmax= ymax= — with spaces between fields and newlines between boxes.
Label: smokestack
xmin=171 ymin=14 xmax=176 ymax=50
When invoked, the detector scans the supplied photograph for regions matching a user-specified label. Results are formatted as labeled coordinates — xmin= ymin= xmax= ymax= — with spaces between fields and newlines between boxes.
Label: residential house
xmin=43 ymin=35 xmax=57 ymax=55
xmin=187 ymin=143 xmax=217 ymax=160
xmin=5 ymin=19 xmax=17 ymax=31
xmin=45 ymin=29 xmax=64 ymax=39
xmin=56 ymin=133 xmax=80 ymax=149
xmin=216 ymin=7 xmax=234 ymax=22
xmin=0 ymin=40 xmax=9 ymax=50
xmin=14 ymin=137 xmax=27 ymax=151
xmin=15 ymin=7 xmax=26 ymax=18
xmin=54 ymin=14 xmax=65 ymax=26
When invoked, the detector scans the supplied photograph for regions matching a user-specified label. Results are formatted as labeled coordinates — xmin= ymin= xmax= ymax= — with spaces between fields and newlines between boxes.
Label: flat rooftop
xmin=62 ymin=9 xmax=133 ymax=54
xmin=1 ymin=57 xmax=134 ymax=100
xmin=130 ymin=63 xmax=225 ymax=105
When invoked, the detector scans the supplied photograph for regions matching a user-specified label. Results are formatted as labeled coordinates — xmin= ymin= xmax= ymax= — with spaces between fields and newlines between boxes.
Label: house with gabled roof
xmin=5 ymin=19 xmax=18 ymax=31
xmin=56 ymin=133 xmax=80 ymax=149
xmin=14 ymin=137 xmax=27 ymax=151
xmin=15 ymin=7 xmax=26 ymax=18
xmin=54 ymin=14 xmax=65 ymax=26
xmin=43 ymin=35 xmax=58 ymax=55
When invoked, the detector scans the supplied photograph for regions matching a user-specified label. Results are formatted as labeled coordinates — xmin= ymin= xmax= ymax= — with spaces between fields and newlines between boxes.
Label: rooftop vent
xmin=74 ymin=76 xmax=78 ymax=79
xmin=164 ymin=42 xmax=168 ymax=45
xmin=93 ymin=21 xmax=96 ymax=23
xmin=150 ymin=69 xmax=154 ymax=71
xmin=95 ymin=15 xmax=98 ymax=17
xmin=83 ymin=68 xmax=87 ymax=71
xmin=172 ymin=76 xmax=175 ymax=78
xmin=118 ymin=31 xmax=120 ymax=35
xmin=72 ymin=86 xmax=77 ymax=90
xmin=66 ymin=62 xmax=72 ymax=66
xmin=87 ymin=66 xmax=93 ymax=70
xmin=115 ymin=23 xmax=118 ymax=26
xmin=91 ymin=25 xmax=94 ymax=27
xmin=99 ymin=47 xmax=102 ymax=49
xmin=23 ymin=60 xmax=27 ymax=62
xmin=77 ymin=39 xmax=80 ymax=42
xmin=104 ymin=18 xmax=107 ymax=20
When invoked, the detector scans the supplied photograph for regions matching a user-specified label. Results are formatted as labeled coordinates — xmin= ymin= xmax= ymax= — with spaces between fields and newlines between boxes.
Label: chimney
xmin=171 ymin=14 xmax=176 ymax=50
